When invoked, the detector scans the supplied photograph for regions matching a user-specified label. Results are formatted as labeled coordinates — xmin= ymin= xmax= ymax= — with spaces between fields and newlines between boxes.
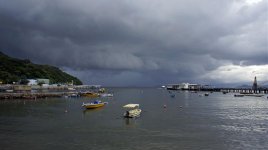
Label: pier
xmin=200 ymin=88 xmax=268 ymax=94
xmin=217 ymin=88 xmax=268 ymax=94
xmin=0 ymin=84 xmax=103 ymax=100
xmin=166 ymin=77 xmax=268 ymax=94
xmin=0 ymin=92 xmax=67 ymax=100
xmin=167 ymin=86 xmax=268 ymax=94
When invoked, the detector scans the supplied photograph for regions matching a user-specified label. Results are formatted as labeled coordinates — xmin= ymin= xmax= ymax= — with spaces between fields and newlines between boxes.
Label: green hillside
xmin=0 ymin=51 xmax=82 ymax=85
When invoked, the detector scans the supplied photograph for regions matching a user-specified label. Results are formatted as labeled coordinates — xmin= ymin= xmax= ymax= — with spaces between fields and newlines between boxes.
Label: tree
xmin=38 ymin=81 xmax=45 ymax=86
xmin=20 ymin=79 xmax=29 ymax=85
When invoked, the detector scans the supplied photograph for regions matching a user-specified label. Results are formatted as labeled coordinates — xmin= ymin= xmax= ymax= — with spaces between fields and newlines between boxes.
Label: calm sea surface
xmin=1 ymin=88 xmax=268 ymax=150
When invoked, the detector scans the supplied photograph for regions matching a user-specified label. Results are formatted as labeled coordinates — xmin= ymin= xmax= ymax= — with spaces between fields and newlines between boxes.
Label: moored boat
xmin=81 ymin=92 xmax=99 ymax=98
xmin=234 ymin=94 xmax=244 ymax=97
xmin=170 ymin=94 xmax=175 ymax=98
xmin=68 ymin=87 xmax=76 ymax=91
xmin=100 ymin=93 xmax=113 ymax=97
xmin=234 ymin=94 xmax=263 ymax=97
xmin=123 ymin=104 xmax=142 ymax=118
xmin=244 ymin=94 xmax=264 ymax=97
xmin=222 ymin=91 xmax=228 ymax=94
xmin=82 ymin=100 xmax=106 ymax=109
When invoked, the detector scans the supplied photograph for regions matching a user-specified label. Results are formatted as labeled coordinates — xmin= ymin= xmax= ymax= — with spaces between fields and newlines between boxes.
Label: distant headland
xmin=0 ymin=51 xmax=82 ymax=85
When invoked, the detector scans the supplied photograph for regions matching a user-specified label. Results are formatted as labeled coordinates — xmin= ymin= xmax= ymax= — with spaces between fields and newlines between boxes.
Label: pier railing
xmin=200 ymin=88 xmax=268 ymax=94
xmin=167 ymin=87 xmax=268 ymax=94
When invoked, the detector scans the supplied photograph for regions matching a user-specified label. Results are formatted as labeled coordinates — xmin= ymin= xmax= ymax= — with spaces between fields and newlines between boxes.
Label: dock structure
xmin=166 ymin=77 xmax=268 ymax=94
xmin=0 ymin=84 xmax=104 ymax=100
xmin=166 ymin=87 xmax=268 ymax=94
xmin=0 ymin=92 xmax=71 ymax=100
xmin=166 ymin=84 xmax=268 ymax=93
xmin=201 ymin=87 xmax=268 ymax=94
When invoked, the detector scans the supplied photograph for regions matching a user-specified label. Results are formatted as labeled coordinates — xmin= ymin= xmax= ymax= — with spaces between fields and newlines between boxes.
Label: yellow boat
xmin=82 ymin=100 xmax=106 ymax=109
xmin=81 ymin=92 xmax=99 ymax=98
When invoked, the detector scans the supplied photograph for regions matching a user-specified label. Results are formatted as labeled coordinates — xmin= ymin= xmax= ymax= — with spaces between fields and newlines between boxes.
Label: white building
xmin=27 ymin=79 xmax=37 ymax=85
xmin=166 ymin=83 xmax=201 ymax=90
xmin=37 ymin=79 xmax=50 ymax=85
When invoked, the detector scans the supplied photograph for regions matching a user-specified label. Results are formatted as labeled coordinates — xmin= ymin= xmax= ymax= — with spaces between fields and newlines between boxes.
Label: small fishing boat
xmin=170 ymin=94 xmax=175 ymax=98
xmin=81 ymin=92 xmax=99 ymax=98
xmin=68 ymin=87 xmax=76 ymax=91
xmin=123 ymin=104 xmax=142 ymax=118
xmin=98 ymin=88 xmax=106 ymax=93
xmin=244 ymin=94 xmax=264 ymax=97
xmin=222 ymin=91 xmax=228 ymax=94
xmin=199 ymin=93 xmax=209 ymax=97
xmin=234 ymin=94 xmax=244 ymax=97
xmin=100 ymin=93 xmax=113 ymax=97
xmin=82 ymin=100 xmax=106 ymax=109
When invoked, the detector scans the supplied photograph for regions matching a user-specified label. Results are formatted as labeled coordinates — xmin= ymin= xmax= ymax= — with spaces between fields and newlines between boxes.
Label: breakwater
xmin=0 ymin=92 xmax=74 ymax=100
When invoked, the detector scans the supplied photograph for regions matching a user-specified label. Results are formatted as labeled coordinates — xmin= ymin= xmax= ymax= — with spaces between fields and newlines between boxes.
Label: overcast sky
xmin=0 ymin=0 xmax=267 ymax=87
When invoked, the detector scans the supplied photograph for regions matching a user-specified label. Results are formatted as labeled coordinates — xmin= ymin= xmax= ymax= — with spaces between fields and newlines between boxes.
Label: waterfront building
xmin=36 ymin=79 xmax=50 ymax=85
xmin=13 ymin=85 xmax=31 ymax=92
xmin=27 ymin=79 xmax=50 ymax=85
xmin=27 ymin=79 xmax=38 ymax=85
xmin=188 ymin=84 xmax=201 ymax=90
xmin=166 ymin=83 xmax=201 ymax=90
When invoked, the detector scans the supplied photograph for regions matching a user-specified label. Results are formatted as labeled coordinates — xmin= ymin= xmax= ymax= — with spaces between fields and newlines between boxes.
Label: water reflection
xmin=83 ymin=107 xmax=104 ymax=114
xmin=124 ymin=118 xmax=137 ymax=127
xmin=1 ymin=88 xmax=268 ymax=150
xmin=82 ymin=108 xmax=104 ymax=119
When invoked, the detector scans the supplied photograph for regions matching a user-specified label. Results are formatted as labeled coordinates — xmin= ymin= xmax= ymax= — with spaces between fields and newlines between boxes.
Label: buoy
xmin=65 ymin=109 xmax=68 ymax=113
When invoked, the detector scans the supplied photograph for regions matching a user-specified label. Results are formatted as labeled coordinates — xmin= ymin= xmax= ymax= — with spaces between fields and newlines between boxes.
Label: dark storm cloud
xmin=0 ymin=0 xmax=267 ymax=86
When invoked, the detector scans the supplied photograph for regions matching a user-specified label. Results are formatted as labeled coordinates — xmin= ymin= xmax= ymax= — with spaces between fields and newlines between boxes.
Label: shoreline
xmin=0 ymin=91 xmax=78 ymax=100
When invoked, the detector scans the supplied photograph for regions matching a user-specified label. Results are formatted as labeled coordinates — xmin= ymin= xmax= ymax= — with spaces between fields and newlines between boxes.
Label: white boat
xmin=100 ymin=93 xmax=113 ymax=97
xmin=68 ymin=87 xmax=76 ymax=91
xmin=123 ymin=104 xmax=142 ymax=118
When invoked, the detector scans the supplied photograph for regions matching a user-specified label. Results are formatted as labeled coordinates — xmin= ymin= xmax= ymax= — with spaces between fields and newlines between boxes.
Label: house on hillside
xmin=27 ymin=79 xmax=50 ymax=86
xmin=28 ymin=79 xmax=37 ymax=85
xmin=36 ymin=79 xmax=50 ymax=85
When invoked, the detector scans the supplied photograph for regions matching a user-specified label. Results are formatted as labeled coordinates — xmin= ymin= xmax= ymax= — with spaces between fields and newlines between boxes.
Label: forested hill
xmin=0 ymin=51 xmax=82 ymax=85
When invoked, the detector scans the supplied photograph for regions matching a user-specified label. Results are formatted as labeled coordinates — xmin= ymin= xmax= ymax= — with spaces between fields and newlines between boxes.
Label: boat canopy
xmin=123 ymin=104 xmax=139 ymax=108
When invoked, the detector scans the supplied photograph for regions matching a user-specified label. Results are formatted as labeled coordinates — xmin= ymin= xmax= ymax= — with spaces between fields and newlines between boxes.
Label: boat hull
xmin=81 ymin=92 xmax=99 ymax=98
xmin=82 ymin=103 xmax=105 ymax=109
xmin=124 ymin=109 xmax=142 ymax=118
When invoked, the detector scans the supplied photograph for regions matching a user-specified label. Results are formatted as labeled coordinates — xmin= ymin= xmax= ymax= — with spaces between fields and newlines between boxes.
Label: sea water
xmin=0 ymin=88 xmax=268 ymax=150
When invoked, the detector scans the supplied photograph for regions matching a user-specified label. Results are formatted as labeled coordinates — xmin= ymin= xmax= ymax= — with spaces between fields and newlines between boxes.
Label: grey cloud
xmin=0 ymin=0 xmax=267 ymax=86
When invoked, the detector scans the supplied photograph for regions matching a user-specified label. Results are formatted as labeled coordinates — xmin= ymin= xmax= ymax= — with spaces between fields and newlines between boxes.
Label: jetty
xmin=0 ymin=92 xmax=68 ymax=100
xmin=217 ymin=88 xmax=268 ymax=94
xmin=165 ymin=76 xmax=268 ymax=94
xmin=166 ymin=86 xmax=268 ymax=94
xmin=0 ymin=84 xmax=104 ymax=100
